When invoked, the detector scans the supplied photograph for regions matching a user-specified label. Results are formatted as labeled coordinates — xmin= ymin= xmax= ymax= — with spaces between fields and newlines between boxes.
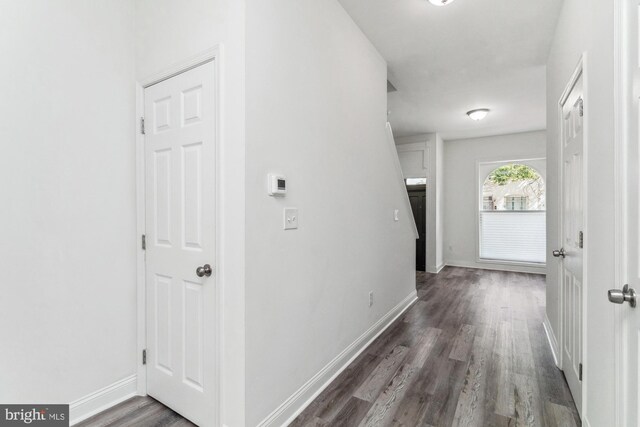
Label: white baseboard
xmin=444 ymin=259 xmax=546 ymax=275
xmin=69 ymin=374 xmax=138 ymax=425
xmin=543 ymin=314 xmax=561 ymax=368
xmin=257 ymin=291 xmax=418 ymax=427
xmin=426 ymin=263 xmax=445 ymax=274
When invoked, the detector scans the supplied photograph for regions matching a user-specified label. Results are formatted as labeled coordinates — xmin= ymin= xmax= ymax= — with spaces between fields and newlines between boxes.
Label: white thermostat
xmin=268 ymin=174 xmax=287 ymax=196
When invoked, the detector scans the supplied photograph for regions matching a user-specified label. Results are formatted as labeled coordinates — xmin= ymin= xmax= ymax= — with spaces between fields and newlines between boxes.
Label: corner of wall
xmin=255 ymin=291 xmax=417 ymax=427
xmin=434 ymin=133 xmax=444 ymax=268
xmin=69 ymin=375 xmax=138 ymax=425
xmin=426 ymin=263 xmax=445 ymax=274
xmin=543 ymin=313 xmax=561 ymax=368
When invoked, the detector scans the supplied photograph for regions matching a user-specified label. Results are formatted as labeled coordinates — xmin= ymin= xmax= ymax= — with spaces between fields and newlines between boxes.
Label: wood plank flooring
xmin=76 ymin=396 xmax=195 ymax=427
xmin=291 ymin=267 xmax=580 ymax=426
xmin=79 ymin=267 xmax=579 ymax=427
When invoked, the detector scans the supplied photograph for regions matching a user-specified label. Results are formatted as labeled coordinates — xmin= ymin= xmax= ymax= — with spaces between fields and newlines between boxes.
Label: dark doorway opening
xmin=407 ymin=184 xmax=426 ymax=271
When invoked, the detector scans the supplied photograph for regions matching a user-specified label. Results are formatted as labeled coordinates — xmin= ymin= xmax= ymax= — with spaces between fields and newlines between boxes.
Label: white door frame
xmin=613 ymin=1 xmax=633 ymax=425
xmin=135 ymin=47 xmax=222 ymax=425
xmin=556 ymin=53 xmax=589 ymax=417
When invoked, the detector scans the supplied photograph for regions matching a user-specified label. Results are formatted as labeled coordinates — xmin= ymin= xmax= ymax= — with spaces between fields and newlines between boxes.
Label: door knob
xmin=196 ymin=264 xmax=213 ymax=278
xmin=552 ymin=248 xmax=566 ymax=258
xmin=608 ymin=284 xmax=637 ymax=307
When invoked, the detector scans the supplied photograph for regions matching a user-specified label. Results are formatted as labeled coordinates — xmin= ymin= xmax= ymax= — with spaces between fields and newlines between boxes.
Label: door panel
xmin=560 ymin=72 xmax=584 ymax=413
xmin=619 ymin=3 xmax=640 ymax=425
xmin=145 ymin=60 xmax=216 ymax=426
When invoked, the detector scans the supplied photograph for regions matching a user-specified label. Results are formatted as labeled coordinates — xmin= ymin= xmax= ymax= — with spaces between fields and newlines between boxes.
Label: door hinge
xmin=579 ymin=231 xmax=584 ymax=249
xmin=140 ymin=117 xmax=146 ymax=135
xmin=142 ymin=349 xmax=147 ymax=365
xmin=579 ymin=363 xmax=583 ymax=381
xmin=578 ymin=98 xmax=584 ymax=117
xmin=141 ymin=234 xmax=146 ymax=250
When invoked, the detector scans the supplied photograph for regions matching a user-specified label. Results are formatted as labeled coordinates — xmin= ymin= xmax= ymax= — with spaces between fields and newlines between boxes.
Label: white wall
xmin=0 ymin=0 xmax=137 ymax=405
xmin=396 ymin=133 xmax=444 ymax=273
xmin=0 ymin=2 xmax=247 ymax=425
xmin=244 ymin=1 xmax=417 ymax=425
xmin=443 ymin=131 xmax=547 ymax=274
xmin=396 ymin=135 xmax=428 ymax=178
xmin=546 ymin=0 xmax=616 ymax=423
xmin=134 ymin=1 xmax=246 ymax=425
xmin=396 ymin=140 xmax=428 ymax=179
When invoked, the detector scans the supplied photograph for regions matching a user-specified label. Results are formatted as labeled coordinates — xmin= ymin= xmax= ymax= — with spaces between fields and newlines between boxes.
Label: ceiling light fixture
xmin=428 ymin=0 xmax=456 ymax=6
xmin=467 ymin=108 xmax=490 ymax=121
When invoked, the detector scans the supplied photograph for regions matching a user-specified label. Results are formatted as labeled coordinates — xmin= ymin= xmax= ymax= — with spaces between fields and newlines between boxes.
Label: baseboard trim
xmin=69 ymin=374 xmax=138 ymax=425
xmin=444 ymin=260 xmax=546 ymax=275
xmin=426 ymin=263 xmax=445 ymax=274
xmin=257 ymin=291 xmax=418 ymax=427
xmin=543 ymin=314 xmax=561 ymax=368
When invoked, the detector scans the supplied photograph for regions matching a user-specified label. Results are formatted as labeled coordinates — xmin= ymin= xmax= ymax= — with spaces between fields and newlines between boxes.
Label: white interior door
xmin=617 ymin=2 xmax=640 ymax=425
xmin=559 ymin=71 xmax=584 ymax=414
xmin=144 ymin=61 xmax=216 ymax=426
xmin=619 ymin=90 xmax=640 ymax=425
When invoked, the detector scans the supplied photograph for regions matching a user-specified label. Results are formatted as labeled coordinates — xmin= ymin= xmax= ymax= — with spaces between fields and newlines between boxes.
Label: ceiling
xmin=337 ymin=0 xmax=563 ymax=140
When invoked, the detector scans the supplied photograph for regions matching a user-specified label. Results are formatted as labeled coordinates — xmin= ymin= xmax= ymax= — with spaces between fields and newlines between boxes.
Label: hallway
xmin=291 ymin=267 xmax=580 ymax=426
xmin=76 ymin=267 xmax=579 ymax=426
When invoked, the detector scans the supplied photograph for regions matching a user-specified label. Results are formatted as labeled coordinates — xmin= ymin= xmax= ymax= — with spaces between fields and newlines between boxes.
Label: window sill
xmin=476 ymin=258 xmax=546 ymax=268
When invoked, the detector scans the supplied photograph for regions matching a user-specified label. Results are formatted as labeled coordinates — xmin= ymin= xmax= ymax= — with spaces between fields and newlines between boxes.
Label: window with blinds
xmin=480 ymin=163 xmax=546 ymax=264
xmin=479 ymin=211 xmax=546 ymax=263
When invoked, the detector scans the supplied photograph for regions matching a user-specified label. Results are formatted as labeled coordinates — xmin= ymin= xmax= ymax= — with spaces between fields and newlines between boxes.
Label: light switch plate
xmin=284 ymin=208 xmax=298 ymax=230
xmin=394 ymin=209 xmax=400 ymax=221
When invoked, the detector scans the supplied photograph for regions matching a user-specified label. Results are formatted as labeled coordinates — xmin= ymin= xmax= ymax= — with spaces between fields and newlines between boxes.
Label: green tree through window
xmin=482 ymin=163 xmax=545 ymax=211
xmin=488 ymin=164 xmax=540 ymax=186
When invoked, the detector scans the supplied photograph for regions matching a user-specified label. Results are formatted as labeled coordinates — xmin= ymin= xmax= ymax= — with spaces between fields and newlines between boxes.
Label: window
xmin=479 ymin=163 xmax=546 ymax=264
xmin=505 ymin=195 xmax=528 ymax=211
xmin=482 ymin=196 xmax=494 ymax=211
xmin=405 ymin=177 xmax=427 ymax=186
xmin=481 ymin=164 xmax=545 ymax=211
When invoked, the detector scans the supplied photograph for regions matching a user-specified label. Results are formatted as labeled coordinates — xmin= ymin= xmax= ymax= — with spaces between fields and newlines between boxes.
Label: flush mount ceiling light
xmin=467 ymin=108 xmax=490 ymax=121
xmin=429 ymin=0 xmax=456 ymax=6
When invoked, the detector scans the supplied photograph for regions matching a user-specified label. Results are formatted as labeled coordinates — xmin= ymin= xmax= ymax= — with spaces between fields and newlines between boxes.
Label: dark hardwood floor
xmin=76 ymin=396 xmax=195 ymax=427
xmin=290 ymin=268 xmax=580 ymax=427
xmin=79 ymin=267 xmax=579 ymax=427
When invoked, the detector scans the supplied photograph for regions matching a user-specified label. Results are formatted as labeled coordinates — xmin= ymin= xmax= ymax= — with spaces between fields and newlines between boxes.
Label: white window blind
xmin=479 ymin=211 xmax=546 ymax=264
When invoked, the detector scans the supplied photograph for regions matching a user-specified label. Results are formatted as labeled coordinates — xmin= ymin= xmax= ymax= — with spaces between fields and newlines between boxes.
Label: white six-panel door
xmin=618 ymin=1 xmax=640 ymax=425
xmin=560 ymin=71 xmax=584 ymax=414
xmin=144 ymin=61 xmax=216 ymax=426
